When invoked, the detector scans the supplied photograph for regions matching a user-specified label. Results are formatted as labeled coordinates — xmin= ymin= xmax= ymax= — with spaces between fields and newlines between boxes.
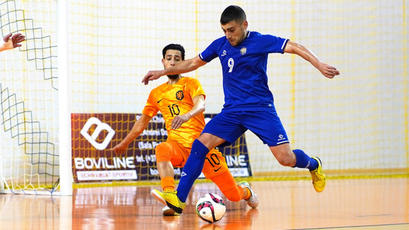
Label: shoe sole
xmin=162 ymin=206 xmax=178 ymax=216
xmin=151 ymin=189 xmax=184 ymax=214
xmin=165 ymin=200 xmax=183 ymax=214
xmin=151 ymin=189 xmax=166 ymax=205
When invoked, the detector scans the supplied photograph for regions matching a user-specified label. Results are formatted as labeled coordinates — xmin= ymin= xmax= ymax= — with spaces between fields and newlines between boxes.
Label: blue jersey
xmin=199 ymin=31 xmax=288 ymax=111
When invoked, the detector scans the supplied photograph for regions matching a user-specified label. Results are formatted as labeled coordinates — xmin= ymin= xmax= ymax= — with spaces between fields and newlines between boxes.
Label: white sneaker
xmin=239 ymin=181 xmax=259 ymax=209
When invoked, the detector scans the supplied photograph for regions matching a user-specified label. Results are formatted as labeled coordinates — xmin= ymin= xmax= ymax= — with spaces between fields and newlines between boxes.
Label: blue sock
xmin=293 ymin=149 xmax=318 ymax=171
xmin=177 ymin=139 xmax=209 ymax=202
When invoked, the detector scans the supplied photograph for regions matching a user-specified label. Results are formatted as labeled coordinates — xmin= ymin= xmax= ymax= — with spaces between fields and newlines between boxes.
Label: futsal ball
xmin=195 ymin=193 xmax=226 ymax=223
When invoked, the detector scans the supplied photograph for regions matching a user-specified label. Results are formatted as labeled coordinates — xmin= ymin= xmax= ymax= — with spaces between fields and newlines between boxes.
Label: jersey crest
xmin=176 ymin=90 xmax=184 ymax=100
xmin=240 ymin=47 xmax=247 ymax=55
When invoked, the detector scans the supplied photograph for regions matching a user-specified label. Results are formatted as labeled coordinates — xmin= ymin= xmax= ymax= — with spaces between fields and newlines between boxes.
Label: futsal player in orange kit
xmin=112 ymin=44 xmax=258 ymax=216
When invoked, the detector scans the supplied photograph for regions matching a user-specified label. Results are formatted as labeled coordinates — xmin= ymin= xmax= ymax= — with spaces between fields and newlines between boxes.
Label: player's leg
xmin=170 ymin=111 xmax=246 ymax=213
xmin=155 ymin=135 xmax=220 ymax=214
xmin=268 ymin=143 xmax=313 ymax=169
xmin=243 ymin=109 xmax=326 ymax=192
xmin=269 ymin=144 xmax=325 ymax=192
xmin=154 ymin=141 xmax=185 ymax=192
xmin=203 ymin=149 xmax=259 ymax=208
xmin=151 ymin=141 xmax=186 ymax=215
xmin=175 ymin=134 xmax=224 ymax=202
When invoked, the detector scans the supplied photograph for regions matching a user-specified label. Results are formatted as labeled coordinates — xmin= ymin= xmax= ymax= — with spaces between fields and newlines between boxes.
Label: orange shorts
xmin=155 ymin=140 xmax=228 ymax=179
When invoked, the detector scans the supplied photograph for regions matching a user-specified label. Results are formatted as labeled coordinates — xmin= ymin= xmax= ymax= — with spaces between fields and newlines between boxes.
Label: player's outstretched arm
xmin=171 ymin=94 xmax=205 ymax=129
xmin=284 ymin=41 xmax=340 ymax=79
xmin=110 ymin=114 xmax=152 ymax=154
xmin=142 ymin=55 xmax=207 ymax=85
xmin=0 ymin=33 xmax=25 ymax=52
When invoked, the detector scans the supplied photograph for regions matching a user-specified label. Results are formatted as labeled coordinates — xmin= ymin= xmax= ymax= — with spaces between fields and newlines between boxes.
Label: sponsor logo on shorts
xmin=277 ymin=134 xmax=288 ymax=144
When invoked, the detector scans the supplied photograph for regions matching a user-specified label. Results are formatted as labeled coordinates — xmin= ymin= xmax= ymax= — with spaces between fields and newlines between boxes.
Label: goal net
xmin=0 ymin=0 xmax=58 ymax=193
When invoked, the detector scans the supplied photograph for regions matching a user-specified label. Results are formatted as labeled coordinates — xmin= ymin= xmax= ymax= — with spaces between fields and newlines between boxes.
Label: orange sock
xmin=161 ymin=176 xmax=175 ymax=192
xmin=210 ymin=171 xmax=246 ymax=201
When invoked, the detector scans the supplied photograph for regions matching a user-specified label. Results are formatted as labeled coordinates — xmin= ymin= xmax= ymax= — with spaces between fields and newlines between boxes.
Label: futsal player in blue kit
xmin=143 ymin=5 xmax=340 ymax=214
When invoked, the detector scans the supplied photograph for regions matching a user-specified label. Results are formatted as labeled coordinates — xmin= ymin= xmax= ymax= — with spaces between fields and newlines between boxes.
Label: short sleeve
xmin=186 ymin=78 xmax=206 ymax=100
xmin=262 ymin=34 xmax=289 ymax=54
xmin=142 ymin=91 xmax=159 ymax=117
xmin=199 ymin=38 xmax=222 ymax=62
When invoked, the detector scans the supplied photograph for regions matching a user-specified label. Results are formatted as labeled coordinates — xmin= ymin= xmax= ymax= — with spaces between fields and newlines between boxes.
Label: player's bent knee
xmin=197 ymin=133 xmax=225 ymax=150
xmin=155 ymin=142 xmax=172 ymax=162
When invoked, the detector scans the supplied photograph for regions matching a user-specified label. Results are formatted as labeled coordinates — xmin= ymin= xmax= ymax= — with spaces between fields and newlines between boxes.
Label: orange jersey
xmin=142 ymin=77 xmax=206 ymax=148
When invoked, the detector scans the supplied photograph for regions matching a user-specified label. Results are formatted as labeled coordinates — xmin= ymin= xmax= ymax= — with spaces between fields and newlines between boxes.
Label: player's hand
xmin=142 ymin=70 xmax=165 ymax=85
xmin=110 ymin=142 xmax=129 ymax=154
xmin=317 ymin=62 xmax=340 ymax=79
xmin=3 ymin=33 xmax=25 ymax=50
xmin=171 ymin=113 xmax=190 ymax=129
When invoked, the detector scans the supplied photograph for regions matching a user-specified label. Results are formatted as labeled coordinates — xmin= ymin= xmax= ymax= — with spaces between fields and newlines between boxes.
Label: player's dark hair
xmin=162 ymin=44 xmax=185 ymax=60
xmin=220 ymin=5 xmax=246 ymax=25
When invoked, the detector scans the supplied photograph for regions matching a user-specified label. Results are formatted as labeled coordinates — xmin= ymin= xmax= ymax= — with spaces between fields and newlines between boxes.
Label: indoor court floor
xmin=0 ymin=177 xmax=408 ymax=230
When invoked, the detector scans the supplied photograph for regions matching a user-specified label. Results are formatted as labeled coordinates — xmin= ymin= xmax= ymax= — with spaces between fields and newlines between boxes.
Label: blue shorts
xmin=202 ymin=109 xmax=289 ymax=147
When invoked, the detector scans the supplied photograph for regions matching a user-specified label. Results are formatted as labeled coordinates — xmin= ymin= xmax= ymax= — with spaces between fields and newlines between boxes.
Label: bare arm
xmin=171 ymin=94 xmax=205 ymax=129
xmin=0 ymin=33 xmax=25 ymax=52
xmin=284 ymin=41 xmax=340 ymax=79
xmin=111 ymin=114 xmax=152 ymax=153
xmin=142 ymin=55 xmax=207 ymax=85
